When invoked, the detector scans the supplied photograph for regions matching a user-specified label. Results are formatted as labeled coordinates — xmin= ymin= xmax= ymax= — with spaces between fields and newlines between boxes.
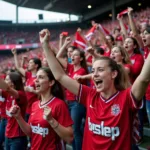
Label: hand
xmin=24 ymin=86 xmax=34 ymax=93
xmin=60 ymin=33 xmax=64 ymax=39
xmin=11 ymin=48 xmax=17 ymax=55
xmin=22 ymin=55 xmax=28 ymax=60
xmin=43 ymin=106 xmax=53 ymax=121
xmin=117 ymin=14 xmax=123 ymax=21
xmin=128 ymin=7 xmax=133 ymax=15
xmin=74 ymin=74 xmax=83 ymax=81
xmin=39 ymin=29 xmax=50 ymax=44
xmin=9 ymin=105 xmax=21 ymax=119
xmin=86 ymin=46 xmax=95 ymax=55
xmin=77 ymin=28 xmax=82 ymax=33
xmin=64 ymin=37 xmax=71 ymax=46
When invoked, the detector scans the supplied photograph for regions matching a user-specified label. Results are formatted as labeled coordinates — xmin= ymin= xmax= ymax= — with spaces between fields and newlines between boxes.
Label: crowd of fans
xmin=0 ymin=6 xmax=150 ymax=150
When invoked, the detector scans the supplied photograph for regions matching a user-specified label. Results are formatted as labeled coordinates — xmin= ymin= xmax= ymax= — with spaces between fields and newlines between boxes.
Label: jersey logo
xmin=88 ymin=117 xmax=120 ymax=141
xmin=111 ymin=104 xmax=120 ymax=116
xmin=31 ymin=123 xmax=49 ymax=137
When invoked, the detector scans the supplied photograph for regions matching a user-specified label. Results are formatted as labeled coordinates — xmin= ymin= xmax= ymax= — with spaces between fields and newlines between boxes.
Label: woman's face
xmin=106 ymin=36 xmax=113 ymax=45
xmin=28 ymin=59 xmax=36 ymax=71
xmin=110 ymin=47 xmax=123 ymax=63
xmin=123 ymin=38 xmax=135 ymax=53
xmin=67 ymin=47 xmax=74 ymax=58
xmin=5 ymin=75 xmax=14 ymax=88
xmin=35 ymin=70 xmax=53 ymax=94
xmin=71 ymin=50 xmax=82 ymax=65
xmin=142 ymin=30 xmax=150 ymax=47
xmin=92 ymin=60 xmax=116 ymax=92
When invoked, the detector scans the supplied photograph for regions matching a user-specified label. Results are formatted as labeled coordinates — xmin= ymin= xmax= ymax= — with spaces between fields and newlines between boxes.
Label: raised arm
xmin=59 ymin=33 xmax=64 ymax=50
xmin=39 ymin=29 xmax=80 ymax=96
xmin=21 ymin=55 xmax=28 ymax=68
xmin=117 ymin=14 xmax=128 ymax=39
xmin=128 ymin=7 xmax=144 ymax=48
xmin=132 ymin=53 xmax=150 ymax=101
xmin=56 ymin=37 xmax=71 ymax=69
xmin=11 ymin=48 xmax=26 ymax=77
xmin=96 ymin=25 xmax=112 ymax=50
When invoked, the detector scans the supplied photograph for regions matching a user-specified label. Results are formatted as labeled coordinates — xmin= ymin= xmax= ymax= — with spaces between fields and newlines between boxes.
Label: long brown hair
xmin=94 ymin=57 xmax=130 ymax=91
xmin=39 ymin=67 xmax=65 ymax=100
xmin=9 ymin=72 xmax=24 ymax=91
xmin=112 ymin=45 xmax=131 ymax=64
xmin=75 ymin=49 xmax=89 ymax=74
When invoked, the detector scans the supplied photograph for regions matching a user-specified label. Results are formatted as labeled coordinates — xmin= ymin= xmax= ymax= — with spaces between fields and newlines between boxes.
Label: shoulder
xmin=135 ymin=53 xmax=144 ymax=59
xmin=25 ymin=71 xmax=31 ymax=78
xmin=119 ymin=88 xmax=131 ymax=98
xmin=50 ymin=97 xmax=66 ymax=107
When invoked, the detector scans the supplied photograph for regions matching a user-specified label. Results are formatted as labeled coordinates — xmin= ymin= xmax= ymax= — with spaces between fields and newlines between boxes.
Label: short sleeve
xmin=77 ymin=84 xmax=97 ymax=107
xmin=126 ymin=88 xmax=143 ymax=111
xmin=54 ymin=101 xmax=73 ymax=127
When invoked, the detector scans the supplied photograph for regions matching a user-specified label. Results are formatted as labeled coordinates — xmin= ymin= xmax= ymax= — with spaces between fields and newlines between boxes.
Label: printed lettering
xmin=88 ymin=117 xmax=120 ymax=141
xmin=31 ymin=124 xmax=49 ymax=137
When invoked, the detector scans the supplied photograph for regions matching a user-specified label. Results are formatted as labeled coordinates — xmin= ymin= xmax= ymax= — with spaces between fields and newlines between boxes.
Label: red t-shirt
xmin=130 ymin=54 xmax=144 ymax=83
xmin=103 ymin=50 xmax=111 ymax=57
xmin=86 ymin=55 xmax=93 ymax=64
xmin=25 ymin=72 xmax=38 ymax=114
xmin=5 ymin=90 xmax=27 ymax=138
xmin=66 ymin=64 xmax=87 ymax=101
xmin=28 ymin=97 xmax=73 ymax=150
xmin=77 ymin=85 xmax=142 ymax=150
xmin=0 ymin=91 xmax=7 ymax=118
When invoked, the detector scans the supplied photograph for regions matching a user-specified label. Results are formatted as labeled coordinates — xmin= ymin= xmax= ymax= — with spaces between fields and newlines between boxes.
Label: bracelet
xmin=52 ymin=122 xmax=59 ymax=129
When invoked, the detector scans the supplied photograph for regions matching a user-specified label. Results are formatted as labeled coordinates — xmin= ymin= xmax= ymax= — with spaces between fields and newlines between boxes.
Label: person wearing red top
xmin=11 ymin=48 xmax=42 ymax=122
xmin=40 ymin=29 xmax=150 ymax=150
xmin=56 ymin=36 xmax=88 ymax=150
xmin=142 ymin=26 xmax=150 ymax=126
xmin=0 ymin=71 xmax=27 ymax=150
xmin=123 ymin=37 xmax=144 ymax=83
xmin=110 ymin=46 xmax=132 ymax=82
xmin=10 ymin=67 xmax=73 ymax=150
xmin=0 ymin=90 xmax=7 ymax=150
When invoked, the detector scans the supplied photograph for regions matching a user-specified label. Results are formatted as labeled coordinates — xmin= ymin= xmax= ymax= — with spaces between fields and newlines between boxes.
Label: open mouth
xmin=125 ymin=45 xmax=128 ymax=49
xmin=95 ymin=80 xmax=103 ymax=86
xmin=112 ymin=56 xmax=115 ymax=60
xmin=142 ymin=39 xmax=147 ymax=44
xmin=35 ymin=84 xmax=40 ymax=90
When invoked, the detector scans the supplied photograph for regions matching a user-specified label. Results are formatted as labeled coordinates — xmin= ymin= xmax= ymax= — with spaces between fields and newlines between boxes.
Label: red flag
xmin=73 ymin=32 xmax=87 ymax=50
xmin=61 ymin=32 xmax=68 ymax=36
xmin=99 ymin=24 xmax=110 ymax=35
xmin=85 ymin=25 xmax=96 ymax=41
xmin=119 ymin=9 xmax=128 ymax=17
